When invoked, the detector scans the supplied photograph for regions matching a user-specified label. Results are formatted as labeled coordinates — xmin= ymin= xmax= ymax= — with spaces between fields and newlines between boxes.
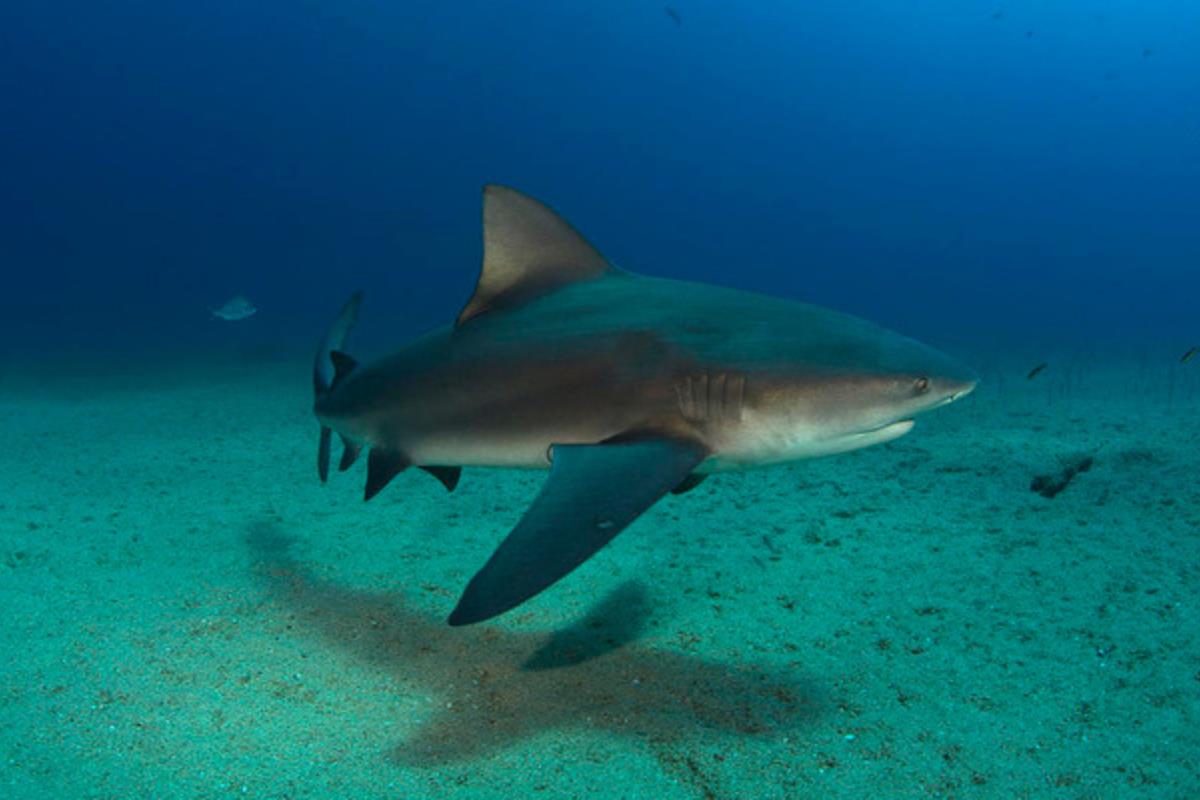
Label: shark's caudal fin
xmin=314 ymin=292 xmax=363 ymax=482
xmin=311 ymin=291 xmax=464 ymax=494
xmin=456 ymin=185 xmax=622 ymax=326
xmin=313 ymin=292 xmax=363 ymax=397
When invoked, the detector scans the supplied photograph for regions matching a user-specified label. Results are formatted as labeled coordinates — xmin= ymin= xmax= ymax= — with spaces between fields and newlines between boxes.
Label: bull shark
xmin=313 ymin=185 xmax=977 ymax=626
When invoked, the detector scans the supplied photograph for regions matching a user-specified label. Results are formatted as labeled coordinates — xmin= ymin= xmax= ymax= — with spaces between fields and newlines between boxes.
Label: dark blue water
xmin=2 ymin=1 xmax=1197 ymax=357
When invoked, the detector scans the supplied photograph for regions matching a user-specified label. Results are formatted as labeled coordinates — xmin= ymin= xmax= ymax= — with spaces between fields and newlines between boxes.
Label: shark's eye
xmin=914 ymin=377 xmax=930 ymax=394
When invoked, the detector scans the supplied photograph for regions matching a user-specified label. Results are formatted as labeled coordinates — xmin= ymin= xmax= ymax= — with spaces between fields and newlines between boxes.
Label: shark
xmin=312 ymin=185 xmax=977 ymax=626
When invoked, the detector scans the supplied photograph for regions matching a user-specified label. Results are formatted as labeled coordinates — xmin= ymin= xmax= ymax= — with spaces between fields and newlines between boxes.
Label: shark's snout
xmin=902 ymin=339 xmax=977 ymax=409
xmin=935 ymin=373 xmax=977 ymax=404
xmin=850 ymin=350 xmax=976 ymax=436
xmin=946 ymin=378 xmax=977 ymax=402
xmin=939 ymin=356 xmax=979 ymax=402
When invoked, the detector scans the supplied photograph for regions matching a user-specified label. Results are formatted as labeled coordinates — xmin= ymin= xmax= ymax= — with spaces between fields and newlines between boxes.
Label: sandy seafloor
xmin=2 ymin=350 xmax=1198 ymax=800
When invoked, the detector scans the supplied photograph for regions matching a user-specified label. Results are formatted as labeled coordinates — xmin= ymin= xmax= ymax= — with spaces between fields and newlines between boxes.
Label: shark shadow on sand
xmin=247 ymin=521 xmax=823 ymax=766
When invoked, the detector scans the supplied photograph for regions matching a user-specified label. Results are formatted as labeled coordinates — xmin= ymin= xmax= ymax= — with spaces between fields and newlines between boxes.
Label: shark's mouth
xmin=852 ymin=419 xmax=915 ymax=440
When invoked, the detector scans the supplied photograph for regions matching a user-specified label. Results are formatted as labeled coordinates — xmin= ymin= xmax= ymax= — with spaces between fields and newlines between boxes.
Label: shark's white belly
xmin=699 ymin=413 xmax=915 ymax=472
xmin=401 ymin=411 xmax=915 ymax=474
xmin=402 ymin=426 xmax=610 ymax=470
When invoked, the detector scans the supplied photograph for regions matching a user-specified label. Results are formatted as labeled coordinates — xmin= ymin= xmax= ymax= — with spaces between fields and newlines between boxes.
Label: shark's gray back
xmin=454 ymin=273 xmax=909 ymax=374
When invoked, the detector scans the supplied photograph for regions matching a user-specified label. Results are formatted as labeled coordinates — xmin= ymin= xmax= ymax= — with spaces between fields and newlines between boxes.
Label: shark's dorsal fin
xmin=456 ymin=185 xmax=616 ymax=326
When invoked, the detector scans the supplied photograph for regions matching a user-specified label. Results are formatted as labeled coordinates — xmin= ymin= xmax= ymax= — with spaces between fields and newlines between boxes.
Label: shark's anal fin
xmin=317 ymin=426 xmax=332 ymax=483
xmin=420 ymin=465 xmax=462 ymax=492
xmin=448 ymin=436 xmax=709 ymax=626
xmin=456 ymin=185 xmax=618 ymax=327
xmin=365 ymin=448 xmax=410 ymax=501
xmin=338 ymin=435 xmax=362 ymax=472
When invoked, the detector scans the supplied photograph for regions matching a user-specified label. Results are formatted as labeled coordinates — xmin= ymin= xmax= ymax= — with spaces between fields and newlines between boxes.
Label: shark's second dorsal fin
xmin=328 ymin=350 xmax=358 ymax=389
xmin=456 ymin=185 xmax=616 ymax=326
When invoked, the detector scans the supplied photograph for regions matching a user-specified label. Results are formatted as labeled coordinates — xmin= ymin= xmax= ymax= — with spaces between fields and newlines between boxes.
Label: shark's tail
xmin=314 ymin=291 xmax=363 ymax=482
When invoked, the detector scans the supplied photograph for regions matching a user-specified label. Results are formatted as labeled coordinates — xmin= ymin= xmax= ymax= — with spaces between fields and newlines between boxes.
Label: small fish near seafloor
xmin=1031 ymin=455 xmax=1094 ymax=499
xmin=1026 ymin=362 xmax=1048 ymax=380
xmin=1181 ymin=346 xmax=1199 ymax=364
xmin=312 ymin=185 xmax=978 ymax=626
xmin=211 ymin=295 xmax=258 ymax=321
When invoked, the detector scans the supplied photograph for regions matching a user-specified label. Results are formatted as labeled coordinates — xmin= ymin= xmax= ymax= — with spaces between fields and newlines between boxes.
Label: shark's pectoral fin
xmin=447 ymin=436 xmax=709 ymax=626
xmin=671 ymin=473 xmax=707 ymax=495
xmin=365 ymin=448 xmax=410 ymax=501
xmin=420 ymin=465 xmax=462 ymax=492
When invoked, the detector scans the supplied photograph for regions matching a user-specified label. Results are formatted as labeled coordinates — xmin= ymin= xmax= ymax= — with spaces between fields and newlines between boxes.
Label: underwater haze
xmin=3 ymin=0 xmax=1199 ymax=354
xmin=2 ymin=1 xmax=1199 ymax=798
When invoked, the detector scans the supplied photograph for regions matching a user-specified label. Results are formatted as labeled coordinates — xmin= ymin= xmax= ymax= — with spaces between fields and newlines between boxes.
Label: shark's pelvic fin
xmin=456 ymin=185 xmax=618 ymax=327
xmin=365 ymin=448 xmax=410 ymax=501
xmin=420 ymin=465 xmax=462 ymax=492
xmin=447 ymin=436 xmax=709 ymax=626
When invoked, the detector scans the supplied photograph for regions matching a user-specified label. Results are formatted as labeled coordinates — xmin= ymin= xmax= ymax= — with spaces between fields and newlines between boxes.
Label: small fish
xmin=211 ymin=295 xmax=258 ymax=321
xmin=1026 ymin=362 xmax=1048 ymax=380
xmin=1181 ymin=346 xmax=1199 ymax=364
xmin=665 ymin=6 xmax=682 ymax=26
